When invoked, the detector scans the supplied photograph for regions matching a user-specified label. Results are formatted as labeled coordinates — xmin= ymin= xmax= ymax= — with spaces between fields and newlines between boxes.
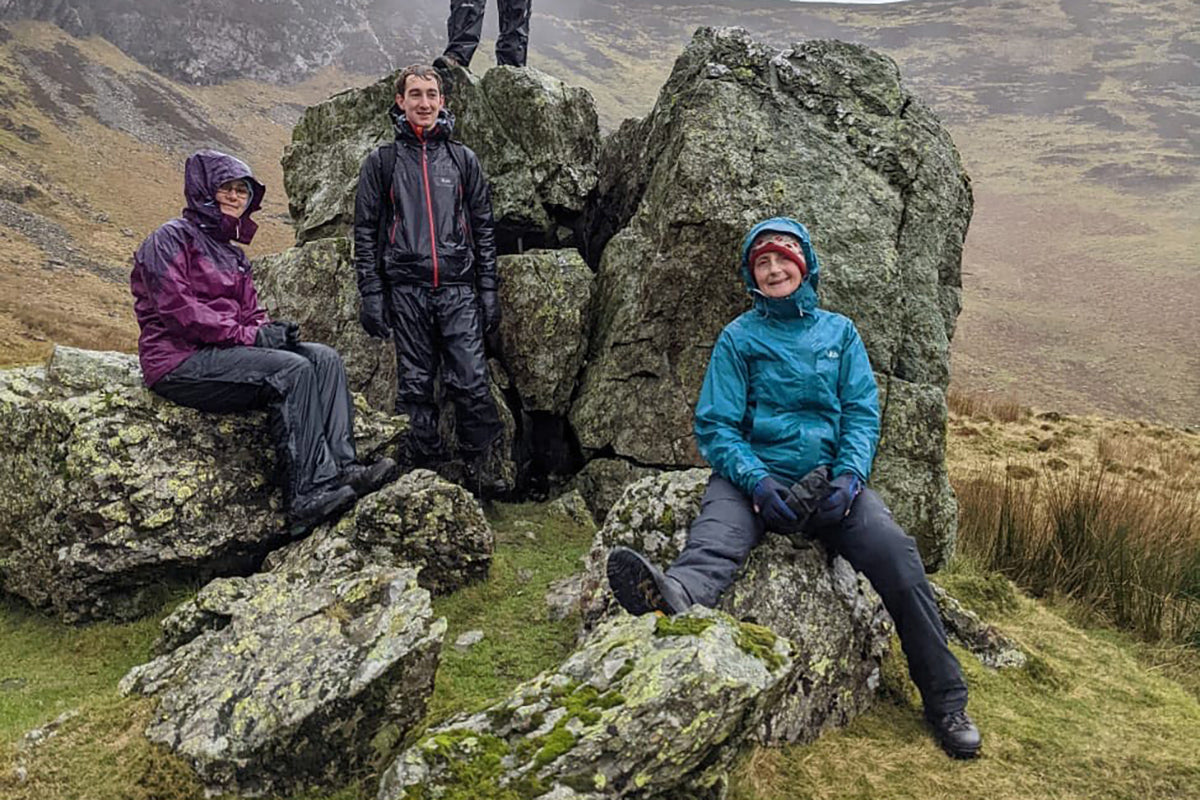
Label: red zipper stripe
xmin=418 ymin=133 xmax=440 ymax=288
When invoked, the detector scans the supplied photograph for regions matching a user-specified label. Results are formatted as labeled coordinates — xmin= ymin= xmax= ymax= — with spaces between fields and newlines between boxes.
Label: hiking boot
xmin=287 ymin=483 xmax=357 ymax=534
xmin=927 ymin=709 xmax=982 ymax=759
xmin=338 ymin=457 xmax=397 ymax=498
xmin=461 ymin=453 xmax=511 ymax=499
xmin=432 ymin=54 xmax=464 ymax=95
xmin=606 ymin=546 xmax=692 ymax=616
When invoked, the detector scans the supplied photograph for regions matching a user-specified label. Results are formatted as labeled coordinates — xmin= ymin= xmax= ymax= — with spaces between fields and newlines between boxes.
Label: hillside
xmin=0 ymin=0 xmax=1196 ymax=425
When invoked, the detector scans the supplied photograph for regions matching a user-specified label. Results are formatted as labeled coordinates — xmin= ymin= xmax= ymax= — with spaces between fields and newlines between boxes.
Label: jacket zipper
xmin=417 ymin=130 xmax=440 ymax=288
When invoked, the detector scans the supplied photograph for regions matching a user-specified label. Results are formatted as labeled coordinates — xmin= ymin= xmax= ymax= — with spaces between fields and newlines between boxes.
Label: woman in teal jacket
xmin=608 ymin=217 xmax=981 ymax=759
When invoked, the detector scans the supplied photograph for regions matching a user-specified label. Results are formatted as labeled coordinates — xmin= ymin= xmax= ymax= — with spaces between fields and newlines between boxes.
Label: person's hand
xmin=752 ymin=476 xmax=798 ymax=532
xmin=812 ymin=473 xmax=862 ymax=528
xmin=255 ymin=321 xmax=299 ymax=350
xmin=479 ymin=288 xmax=501 ymax=336
xmin=359 ymin=293 xmax=390 ymax=339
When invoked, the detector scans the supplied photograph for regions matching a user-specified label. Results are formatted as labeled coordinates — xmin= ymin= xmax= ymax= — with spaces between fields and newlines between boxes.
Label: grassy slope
xmin=2 ymin=478 xmax=1199 ymax=799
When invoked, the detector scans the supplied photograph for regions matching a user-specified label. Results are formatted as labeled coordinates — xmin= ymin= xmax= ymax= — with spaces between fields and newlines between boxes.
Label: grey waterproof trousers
xmin=667 ymin=475 xmax=969 ymax=717
xmin=443 ymin=0 xmax=532 ymax=67
xmin=152 ymin=343 xmax=357 ymax=503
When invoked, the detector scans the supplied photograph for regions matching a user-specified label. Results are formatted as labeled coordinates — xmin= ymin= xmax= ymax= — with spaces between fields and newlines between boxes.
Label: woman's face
xmin=215 ymin=179 xmax=251 ymax=218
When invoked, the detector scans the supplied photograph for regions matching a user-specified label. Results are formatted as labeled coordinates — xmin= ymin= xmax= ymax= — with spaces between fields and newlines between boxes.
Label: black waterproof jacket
xmin=353 ymin=107 xmax=497 ymax=295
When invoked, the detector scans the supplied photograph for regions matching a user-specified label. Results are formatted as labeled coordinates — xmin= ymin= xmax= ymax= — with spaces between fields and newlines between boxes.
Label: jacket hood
xmin=739 ymin=216 xmax=821 ymax=317
xmin=392 ymin=105 xmax=456 ymax=142
xmin=181 ymin=149 xmax=265 ymax=244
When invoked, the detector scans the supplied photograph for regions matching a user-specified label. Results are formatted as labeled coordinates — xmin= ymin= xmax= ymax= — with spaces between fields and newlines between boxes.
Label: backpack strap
xmin=375 ymin=142 xmax=397 ymax=276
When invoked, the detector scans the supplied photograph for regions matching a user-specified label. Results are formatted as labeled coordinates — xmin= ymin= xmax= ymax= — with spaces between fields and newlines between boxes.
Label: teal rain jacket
xmin=693 ymin=217 xmax=880 ymax=495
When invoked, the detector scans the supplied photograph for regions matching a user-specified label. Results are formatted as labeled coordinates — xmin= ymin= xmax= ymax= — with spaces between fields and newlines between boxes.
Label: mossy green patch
xmin=735 ymin=621 xmax=786 ymax=671
xmin=654 ymin=615 xmax=716 ymax=638
xmin=533 ymin=725 xmax=576 ymax=768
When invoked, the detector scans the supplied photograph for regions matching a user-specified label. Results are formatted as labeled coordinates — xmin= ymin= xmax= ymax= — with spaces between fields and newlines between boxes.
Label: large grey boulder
xmin=282 ymin=65 xmax=600 ymax=249
xmin=378 ymin=607 xmax=792 ymax=800
xmin=497 ymin=248 xmax=595 ymax=416
xmin=254 ymin=237 xmax=397 ymax=412
xmin=573 ymin=28 xmax=970 ymax=567
xmin=263 ymin=468 xmax=494 ymax=596
xmin=120 ymin=563 xmax=444 ymax=797
xmin=579 ymin=470 xmax=891 ymax=745
xmin=0 ymin=347 xmax=405 ymax=623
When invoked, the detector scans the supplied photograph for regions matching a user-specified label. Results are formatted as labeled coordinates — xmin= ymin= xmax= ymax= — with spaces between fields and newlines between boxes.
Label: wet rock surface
xmin=0 ymin=347 xmax=405 ymax=623
xmin=377 ymin=608 xmax=792 ymax=800
xmin=121 ymin=564 xmax=444 ymax=797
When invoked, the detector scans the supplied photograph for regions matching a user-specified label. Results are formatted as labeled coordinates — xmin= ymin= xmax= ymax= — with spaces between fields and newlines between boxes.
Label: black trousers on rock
xmin=667 ymin=475 xmax=969 ymax=717
xmin=443 ymin=0 xmax=532 ymax=67
xmin=388 ymin=283 xmax=502 ymax=460
xmin=152 ymin=343 xmax=357 ymax=504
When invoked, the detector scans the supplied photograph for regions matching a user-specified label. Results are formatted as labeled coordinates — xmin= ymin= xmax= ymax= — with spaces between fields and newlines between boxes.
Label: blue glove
xmin=813 ymin=473 xmax=862 ymax=528
xmin=752 ymin=476 xmax=798 ymax=532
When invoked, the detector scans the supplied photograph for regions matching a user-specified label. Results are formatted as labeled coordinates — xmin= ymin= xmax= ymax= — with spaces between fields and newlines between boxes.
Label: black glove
xmin=479 ymin=288 xmax=501 ymax=336
xmin=781 ymin=466 xmax=833 ymax=536
xmin=359 ymin=293 xmax=390 ymax=339
xmin=255 ymin=321 xmax=299 ymax=350
xmin=752 ymin=476 xmax=798 ymax=532
xmin=811 ymin=473 xmax=863 ymax=528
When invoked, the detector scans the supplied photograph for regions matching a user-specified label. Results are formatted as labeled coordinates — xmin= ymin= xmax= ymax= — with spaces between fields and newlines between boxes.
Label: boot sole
xmin=607 ymin=547 xmax=669 ymax=616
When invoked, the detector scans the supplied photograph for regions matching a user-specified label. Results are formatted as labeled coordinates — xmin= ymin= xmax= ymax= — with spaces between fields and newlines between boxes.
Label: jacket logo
xmin=822 ymin=349 xmax=840 ymax=360
xmin=436 ymin=176 xmax=456 ymax=187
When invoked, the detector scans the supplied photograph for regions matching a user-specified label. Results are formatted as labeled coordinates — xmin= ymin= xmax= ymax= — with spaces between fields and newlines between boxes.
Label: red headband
xmin=749 ymin=241 xmax=808 ymax=279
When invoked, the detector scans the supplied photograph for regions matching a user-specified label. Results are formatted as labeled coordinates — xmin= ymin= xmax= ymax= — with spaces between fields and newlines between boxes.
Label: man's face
xmin=751 ymin=233 xmax=806 ymax=298
xmin=215 ymin=179 xmax=250 ymax=218
xmin=397 ymin=75 xmax=444 ymax=131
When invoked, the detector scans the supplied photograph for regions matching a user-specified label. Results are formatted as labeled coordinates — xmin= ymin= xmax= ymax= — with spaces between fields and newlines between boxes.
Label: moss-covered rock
xmin=0 ymin=347 xmax=406 ymax=623
xmin=377 ymin=608 xmax=791 ymax=800
xmin=572 ymin=28 xmax=969 ymax=567
xmin=578 ymin=469 xmax=892 ymax=746
xmin=120 ymin=565 xmax=444 ymax=797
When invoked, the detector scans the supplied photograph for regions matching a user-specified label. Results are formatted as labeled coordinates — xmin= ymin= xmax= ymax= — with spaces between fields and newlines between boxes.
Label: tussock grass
xmin=947 ymin=387 xmax=1029 ymax=423
xmin=955 ymin=465 xmax=1200 ymax=645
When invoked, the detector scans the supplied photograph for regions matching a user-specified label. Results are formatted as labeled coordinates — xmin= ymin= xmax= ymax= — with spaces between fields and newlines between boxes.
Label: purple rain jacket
xmin=130 ymin=150 xmax=269 ymax=386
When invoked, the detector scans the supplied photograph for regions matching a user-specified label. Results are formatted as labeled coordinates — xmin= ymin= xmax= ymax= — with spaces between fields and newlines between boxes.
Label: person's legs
xmin=812 ymin=488 xmax=967 ymax=714
xmin=390 ymin=284 xmax=445 ymax=464
xmin=288 ymin=342 xmax=356 ymax=468
xmin=666 ymin=474 xmax=764 ymax=607
xmin=434 ymin=285 xmax=502 ymax=459
xmin=811 ymin=487 xmax=979 ymax=757
xmin=443 ymin=0 xmax=486 ymax=67
xmin=496 ymin=0 xmax=532 ymax=67
xmin=152 ymin=347 xmax=352 ymax=521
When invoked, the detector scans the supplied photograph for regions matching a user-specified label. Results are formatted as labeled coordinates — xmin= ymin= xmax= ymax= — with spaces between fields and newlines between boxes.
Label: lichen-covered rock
xmin=377 ymin=608 xmax=791 ymax=800
xmin=450 ymin=66 xmax=601 ymax=249
xmin=282 ymin=65 xmax=599 ymax=250
xmin=497 ymin=248 xmax=594 ymax=415
xmin=263 ymin=469 xmax=493 ymax=595
xmin=569 ymin=458 xmax=660 ymax=525
xmin=0 ymin=347 xmax=405 ymax=623
xmin=254 ymin=237 xmax=397 ymax=412
xmin=121 ymin=564 xmax=444 ymax=797
xmin=930 ymin=583 xmax=1027 ymax=669
xmin=573 ymin=28 xmax=970 ymax=567
xmin=579 ymin=470 xmax=891 ymax=745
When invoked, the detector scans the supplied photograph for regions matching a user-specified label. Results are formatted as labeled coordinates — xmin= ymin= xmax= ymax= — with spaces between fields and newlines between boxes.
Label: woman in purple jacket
xmin=130 ymin=150 xmax=394 ymax=530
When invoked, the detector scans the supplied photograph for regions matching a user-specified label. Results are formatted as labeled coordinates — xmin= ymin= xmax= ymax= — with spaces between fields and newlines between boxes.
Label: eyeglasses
xmin=215 ymin=182 xmax=251 ymax=198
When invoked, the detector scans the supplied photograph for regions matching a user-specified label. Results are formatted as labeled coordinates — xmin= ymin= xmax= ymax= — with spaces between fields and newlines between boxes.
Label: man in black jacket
xmin=353 ymin=64 xmax=503 ymax=487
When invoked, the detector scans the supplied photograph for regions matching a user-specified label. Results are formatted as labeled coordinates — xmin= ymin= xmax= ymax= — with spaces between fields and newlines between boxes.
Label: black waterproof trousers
xmin=152 ymin=343 xmax=357 ymax=504
xmin=667 ymin=475 xmax=969 ymax=717
xmin=443 ymin=0 xmax=532 ymax=67
xmin=388 ymin=283 xmax=502 ymax=460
